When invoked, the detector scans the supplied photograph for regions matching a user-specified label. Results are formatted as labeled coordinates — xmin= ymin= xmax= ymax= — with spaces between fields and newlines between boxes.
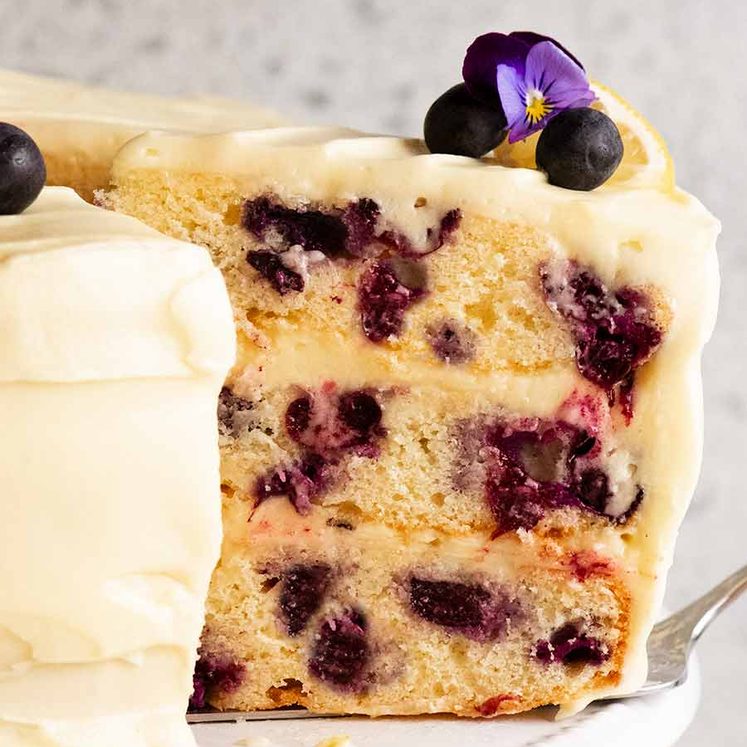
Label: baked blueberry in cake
xmin=103 ymin=31 xmax=720 ymax=717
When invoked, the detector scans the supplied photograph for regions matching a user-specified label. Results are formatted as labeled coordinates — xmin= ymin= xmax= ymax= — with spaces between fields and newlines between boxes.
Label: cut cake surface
xmin=102 ymin=97 xmax=720 ymax=717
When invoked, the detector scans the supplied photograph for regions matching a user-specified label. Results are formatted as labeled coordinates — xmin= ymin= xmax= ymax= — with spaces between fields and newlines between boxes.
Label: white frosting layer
xmin=0 ymin=188 xmax=235 ymax=745
xmin=110 ymin=125 xmax=720 ymax=711
xmin=0 ymin=68 xmax=285 ymax=188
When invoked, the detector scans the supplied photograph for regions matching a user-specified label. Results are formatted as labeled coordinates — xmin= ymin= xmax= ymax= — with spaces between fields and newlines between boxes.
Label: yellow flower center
xmin=525 ymin=89 xmax=552 ymax=124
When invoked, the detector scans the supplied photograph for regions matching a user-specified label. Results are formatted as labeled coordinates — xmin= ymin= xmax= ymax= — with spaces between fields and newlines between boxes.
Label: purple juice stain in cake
xmin=243 ymin=196 xmax=351 ymax=257
xmin=242 ymin=195 xmax=461 ymax=296
xmin=342 ymin=197 xmax=382 ymax=257
xmin=285 ymin=395 xmax=313 ymax=440
xmin=285 ymin=388 xmax=385 ymax=458
xmin=358 ymin=260 xmax=427 ymax=342
xmin=475 ymin=416 xmax=644 ymax=535
xmin=426 ymin=318 xmax=477 ymax=364
xmin=279 ymin=563 xmax=333 ymax=636
xmin=476 ymin=693 xmax=521 ymax=716
xmin=485 ymin=420 xmax=591 ymax=534
xmin=255 ymin=453 xmax=332 ymax=515
xmin=217 ymin=386 xmax=255 ymax=438
xmin=428 ymin=208 xmax=462 ymax=251
xmin=257 ymin=387 xmax=385 ymax=514
xmin=408 ymin=576 xmax=520 ymax=641
xmin=308 ymin=609 xmax=370 ymax=691
xmin=189 ymin=650 xmax=245 ymax=711
xmin=246 ymin=250 xmax=305 ymax=295
xmin=243 ymin=196 xmax=461 ymax=260
xmin=540 ymin=260 xmax=663 ymax=420
xmin=379 ymin=208 xmax=463 ymax=259
xmin=534 ymin=622 xmax=610 ymax=666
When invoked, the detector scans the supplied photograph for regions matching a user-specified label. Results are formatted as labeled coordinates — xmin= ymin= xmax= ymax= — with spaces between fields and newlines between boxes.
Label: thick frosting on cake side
xmin=0 ymin=188 xmax=235 ymax=746
xmin=0 ymin=69 xmax=286 ymax=199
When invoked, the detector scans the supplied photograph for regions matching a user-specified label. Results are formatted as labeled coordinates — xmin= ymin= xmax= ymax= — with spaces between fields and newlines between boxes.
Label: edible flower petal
xmin=462 ymin=31 xmax=594 ymax=142
xmin=498 ymin=41 xmax=596 ymax=142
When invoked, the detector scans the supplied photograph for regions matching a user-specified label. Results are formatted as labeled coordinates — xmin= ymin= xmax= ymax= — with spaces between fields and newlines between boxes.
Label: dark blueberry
xmin=255 ymin=453 xmax=331 ymax=514
xmin=279 ymin=563 xmax=332 ymax=636
xmin=536 ymin=108 xmax=623 ymax=191
xmin=189 ymin=650 xmax=245 ymax=711
xmin=541 ymin=260 xmax=662 ymax=414
xmin=308 ymin=609 xmax=370 ymax=691
xmin=337 ymin=391 xmax=382 ymax=433
xmin=408 ymin=576 xmax=518 ymax=641
xmin=285 ymin=395 xmax=313 ymax=441
xmin=486 ymin=469 xmax=578 ymax=534
xmin=427 ymin=208 xmax=462 ymax=250
xmin=247 ymin=250 xmax=304 ymax=294
xmin=217 ymin=387 xmax=254 ymax=437
xmin=342 ymin=198 xmax=381 ymax=257
xmin=535 ymin=622 xmax=609 ymax=666
xmin=284 ymin=389 xmax=384 ymax=457
xmin=0 ymin=123 xmax=46 ymax=215
xmin=243 ymin=196 xmax=348 ymax=256
xmin=358 ymin=260 xmax=426 ymax=342
xmin=484 ymin=421 xmax=582 ymax=534
xmin=426 ymin=318 xmax=476 ymax=364
xmin=424 ymin=83 xmax=507 ymax=158
xmin=616 ymin=485 xmax=644 ymax=524
xmin=243 ymin=194 xmax=459 ymax=265
xmin=569 ymin=431 xmax=597 ymax=460
xmin=573 ymin=467 xmax=611 ymax=514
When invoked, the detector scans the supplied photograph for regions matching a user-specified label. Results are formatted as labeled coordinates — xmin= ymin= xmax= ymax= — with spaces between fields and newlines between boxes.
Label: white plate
xmin=193 ymin=659 xmax=699 ymax=747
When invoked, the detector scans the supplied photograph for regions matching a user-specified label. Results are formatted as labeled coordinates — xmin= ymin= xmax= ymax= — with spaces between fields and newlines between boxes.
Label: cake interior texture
xmin=103 ymin=109 xmax=719 ymax=716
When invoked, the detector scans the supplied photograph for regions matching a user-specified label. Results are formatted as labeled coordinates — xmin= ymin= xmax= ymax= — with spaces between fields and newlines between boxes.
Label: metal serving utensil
xmin=188 ymin=564 xmax=747 ymax=722
xmin=607 ymin=562 xmax=747 ymax=699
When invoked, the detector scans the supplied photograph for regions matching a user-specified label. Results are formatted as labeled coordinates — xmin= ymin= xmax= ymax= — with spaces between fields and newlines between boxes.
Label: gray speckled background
xmin=2 ymin=0 xmax=744 ymax=743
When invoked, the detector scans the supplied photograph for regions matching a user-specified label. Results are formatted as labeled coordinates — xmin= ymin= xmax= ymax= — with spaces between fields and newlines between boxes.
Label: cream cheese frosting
xmin=109 ymin=125 xmax=720 ymax=710
xmin=0 ymin=188 xmax=235 ymax=746
xmin=0 ymin=68 xmax=286 ymax=197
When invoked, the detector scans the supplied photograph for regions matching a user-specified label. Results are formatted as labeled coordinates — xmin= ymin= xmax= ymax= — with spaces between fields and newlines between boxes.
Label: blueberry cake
xmin=0 ymin=68 xmax=285 ymax=200
xmin=0 ymin=184 xmax=235 ymax=746
xmin=102 ymin=38 xmax=719 ymax=717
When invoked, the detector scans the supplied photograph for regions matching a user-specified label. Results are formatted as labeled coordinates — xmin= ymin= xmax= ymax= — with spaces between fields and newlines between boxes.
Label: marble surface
xmin=1 ymin=1 xmax=744 ymax=744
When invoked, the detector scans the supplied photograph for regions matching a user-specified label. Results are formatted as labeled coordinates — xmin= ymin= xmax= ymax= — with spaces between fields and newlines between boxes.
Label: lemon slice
xmin=488 ymin=81 xmax=675 ymax=192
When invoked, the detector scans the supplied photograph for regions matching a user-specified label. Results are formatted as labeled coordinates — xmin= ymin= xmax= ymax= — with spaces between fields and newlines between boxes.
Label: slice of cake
xmin=103 ymin=34 xmax=719 ymax=717
xmin=0 ymin=68 xmax=285 ymax=200
xmin=0 ymin=184 xmax=235 ymax=745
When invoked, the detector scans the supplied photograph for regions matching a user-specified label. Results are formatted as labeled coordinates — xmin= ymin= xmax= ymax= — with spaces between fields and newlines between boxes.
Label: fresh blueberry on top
xmin=424 ymin=83 xmax=508 ymax=158
xmin=0 ymin=123 xmax=46 ymax=215
xmin=535 ymin=108 xmax=623 ymax=191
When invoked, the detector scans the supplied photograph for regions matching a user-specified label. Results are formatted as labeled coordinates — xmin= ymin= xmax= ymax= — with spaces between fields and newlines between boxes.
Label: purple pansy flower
xmin=463 ymin=32 xmax=595 ymax=143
